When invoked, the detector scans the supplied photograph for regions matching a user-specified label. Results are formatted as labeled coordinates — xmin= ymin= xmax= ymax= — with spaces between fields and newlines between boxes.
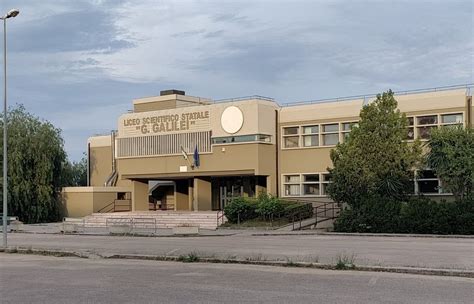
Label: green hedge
xmin=334 ymin=197 xmax=474 ymax=235
xmin=223 ymin=197 xmax=257 ymax=223
xmin=223 ymin=194 xmax=314 ymax=224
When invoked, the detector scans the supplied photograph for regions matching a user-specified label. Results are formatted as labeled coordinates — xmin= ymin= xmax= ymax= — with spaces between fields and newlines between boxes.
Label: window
xmin=409 ymin=170 xmax=443 ymax=195
xmin=212 ymin=134 xmax=271 ymax=144
xmin=415 ymin=170 xmax=440 ymax=194
xmin=283 ymin=175 xmax=300 ymax=196
xmin=321 ymin=173 xmax=332 ymax=195
xmin=416 ymin=115 xmax=437 ymax=140
xmin=303 ymin=174 xmax=320 ymax=195
xmin=341 ymin=122 xmax=357 ymax=142
xmin=282 ymin=173 xmax=331 ymax=197
xmin=441 ymin=113 xmax=463 ymax=127
xmin=322 ymin=124 xmax=339 ymax=146
xmin=407 ymin=113 xmax=464 ymax=140
xmin=406 ymin=117 xmax=415 ymax=140
xmin=283 ymin=127 xmax=300 ymax=148
xmin=303 ymin=125 xmax=319 ymax=147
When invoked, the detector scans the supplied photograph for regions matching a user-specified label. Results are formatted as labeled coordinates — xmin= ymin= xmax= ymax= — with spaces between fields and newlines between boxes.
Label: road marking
xmin=166 ymin=248 xmax=179 ymax=255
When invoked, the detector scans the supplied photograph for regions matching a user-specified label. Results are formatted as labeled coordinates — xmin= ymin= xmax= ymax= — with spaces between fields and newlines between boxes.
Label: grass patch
xmin=245 ymin=253 xmax=267 ymax=262
xmin=177 ymin=252 xmax=200 ymax=263
xmin=335 ymin=253 xmax=356 ymax=270
xmin=285 ymin=257 xmax=298 ymax=267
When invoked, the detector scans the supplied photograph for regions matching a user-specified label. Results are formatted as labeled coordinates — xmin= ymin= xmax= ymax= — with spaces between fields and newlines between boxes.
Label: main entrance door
xmin=219 ymin=182 xmax=243 ymax=210
xmin=212 ymin=176 xmax=265 ymax=210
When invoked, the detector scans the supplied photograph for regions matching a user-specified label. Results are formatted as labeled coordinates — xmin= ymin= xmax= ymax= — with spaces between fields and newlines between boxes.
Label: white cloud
xmin=2 ymin=0 xmax=472 ymax=160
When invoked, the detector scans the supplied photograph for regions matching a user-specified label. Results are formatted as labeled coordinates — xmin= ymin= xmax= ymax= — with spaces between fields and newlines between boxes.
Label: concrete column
xmin=132 ymin=180 xmax=148 ymax=211
xmin=193 ymin=177 xmax=212 ymax=211
xmin=175 ymin=180 xmax=190 ymax=211
xmin=188 ymin=179 xmax=194 ymax=211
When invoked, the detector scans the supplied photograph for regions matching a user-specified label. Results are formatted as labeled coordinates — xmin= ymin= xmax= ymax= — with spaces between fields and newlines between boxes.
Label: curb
xmin=1 ymin=246 xmax=472 ymax=278
xmin=251 ymin=232 xmax=474 ymax=238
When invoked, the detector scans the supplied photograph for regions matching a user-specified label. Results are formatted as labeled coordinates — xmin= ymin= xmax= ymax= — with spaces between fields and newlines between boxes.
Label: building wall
xmin=117 ymin=143 xmax=276 ymax=181
xmin=66 ymin=87 xmax=472 ymax=216
xmin=88 ymin=135 xmax=112 ymax=187
xmin=61 ymin=187 xmax=131 ymax=217
xmin=277 ymin=89 xmax=471 ymax=200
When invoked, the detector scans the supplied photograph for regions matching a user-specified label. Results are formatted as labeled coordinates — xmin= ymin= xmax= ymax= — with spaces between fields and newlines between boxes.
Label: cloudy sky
xmin=2 ymin=0 xmax=473 ymax=160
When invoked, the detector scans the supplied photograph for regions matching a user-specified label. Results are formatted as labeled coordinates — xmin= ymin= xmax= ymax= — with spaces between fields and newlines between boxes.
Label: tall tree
xmin=428 ymin=126 xmax=474 ymax=200
xmin=0 ymin=105 xmax=67 ymax=223
xmin=61 ymin=153 xmax=88 ymax=187
xmin=327 ymin=90 xmax=423 ymax=208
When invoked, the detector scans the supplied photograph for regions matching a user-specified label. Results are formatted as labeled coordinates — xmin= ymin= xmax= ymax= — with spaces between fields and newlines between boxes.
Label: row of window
xmin=406 ymin=113 xmax=463 ymax=140
xmin=282 ymin=122 xmax=357 ymax=148
xmin=282 ymin=112 xmax=464 ymax=149
xmin=282 ymin=170 xmax=445 ymax=197
xmin=212 ymin=134 xmax=271 ymax=144
xmin=283 ymin=173 xmax=332 ymax=196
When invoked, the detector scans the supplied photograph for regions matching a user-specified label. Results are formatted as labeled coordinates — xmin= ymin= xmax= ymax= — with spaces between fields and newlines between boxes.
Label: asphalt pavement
xmin=1 ymin=254 xmax=472 ymax=304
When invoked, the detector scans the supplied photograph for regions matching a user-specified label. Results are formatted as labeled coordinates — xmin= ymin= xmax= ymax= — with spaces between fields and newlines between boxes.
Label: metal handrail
xmin=97 ymin=199 xmax=132 ymax=213
xmin=213 ymin=95 xmax=275 ymax=103
xmin=281 ymin=83 xmax=474 ymax=107
xmin=216 ymin=210 xmax=226 ymax=226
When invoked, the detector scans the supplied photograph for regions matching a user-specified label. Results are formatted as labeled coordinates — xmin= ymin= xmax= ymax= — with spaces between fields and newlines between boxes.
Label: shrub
xmin=223 ymin=197 xmax=257 ymax=223
xmin=333 ymin=196 xmax=402 ymax=233
xmin=255 ymin=193 xmax=285 ymax=219
xmin=400 ymin=197 xmax=474 ymax=235
xmin=453 ymin=198 xmax=474 ymax=235
xmin=334 ymin=196 xmax=474 ymax=235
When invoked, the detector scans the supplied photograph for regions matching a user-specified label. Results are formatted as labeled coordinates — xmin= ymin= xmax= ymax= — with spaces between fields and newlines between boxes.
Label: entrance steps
xmin=83 ymin=211 xmax=220 ymax=230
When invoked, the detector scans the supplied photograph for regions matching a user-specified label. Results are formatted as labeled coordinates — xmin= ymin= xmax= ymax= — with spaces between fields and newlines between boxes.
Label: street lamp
xmin=1 ymin=8 xmax=19 ymax=248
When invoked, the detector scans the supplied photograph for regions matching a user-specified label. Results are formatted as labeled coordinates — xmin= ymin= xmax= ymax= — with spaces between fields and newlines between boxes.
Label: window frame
xmin=409 ymin=170 xmax=450 ymax=195
xmin=282 ymin=125 xmax=301 ymax=149
xmin=405 ymin=111 xmax=465 ymax=141
xmin=281 ymin=172 xmax=331 ymax=197
xmin=281 ymin=120 xmax=359 ymax=150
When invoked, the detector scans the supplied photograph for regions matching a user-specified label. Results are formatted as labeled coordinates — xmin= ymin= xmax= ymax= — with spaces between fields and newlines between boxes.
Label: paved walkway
xmin=6 ymin=232 xmax=474 ymax=271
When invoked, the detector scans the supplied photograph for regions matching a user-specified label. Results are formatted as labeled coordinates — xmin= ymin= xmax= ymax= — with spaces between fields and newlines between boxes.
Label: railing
xmin=216 ymin=210 xmax=226 ymax=227
xmin=281 ymin=83 xmax=474 ymax=107
xmin=97 ymin=199 xmax=132 ymax=213
xmin=314 ymin=202 xmax=341 ymax=224
xmin=213 ymin=95 xmax=275 ymax=103
xmin=215 ymin=200 xmax=341 ymax=230
xmin=286 ymin=199 xmax=341 ymax=230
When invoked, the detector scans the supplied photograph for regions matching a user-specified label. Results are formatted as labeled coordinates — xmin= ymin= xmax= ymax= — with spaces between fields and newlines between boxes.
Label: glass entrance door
xmin=212 ymin=176 xmax=263 ymax=210
xmin=219 ymin=181 xmax=243 ymax=210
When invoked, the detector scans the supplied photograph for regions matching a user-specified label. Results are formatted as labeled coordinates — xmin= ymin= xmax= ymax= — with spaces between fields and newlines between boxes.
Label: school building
xmin=62 ymin=85 xmax=473 ymax=218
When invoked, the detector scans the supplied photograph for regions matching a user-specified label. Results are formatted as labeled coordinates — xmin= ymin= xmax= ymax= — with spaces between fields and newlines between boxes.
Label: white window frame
xmin=282 ymin=125 xmax=301 ymax=149
xmin=281 ymin=172 xmax=331 ymax=197
xmin=341 ymin=121 xmax=358 ymax=142
xmin=406 ymin=111 xmax=465 ymax=141
xmin=302 ymin=125 xmax=320 ymax=147
xmin=411 ymin=170 xmax=447 ymax=195
xmin=281 ymin=120 xmax=359 ymax=150
xmin=282 ymin=174 xmax=301 ymax=196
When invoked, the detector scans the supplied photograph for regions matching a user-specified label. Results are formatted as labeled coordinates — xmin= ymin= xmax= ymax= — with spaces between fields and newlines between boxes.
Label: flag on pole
xmin=180 ymin=146 xmax=188 ymax=160
xmin=193 ymin=145 xmax=200 ymax=167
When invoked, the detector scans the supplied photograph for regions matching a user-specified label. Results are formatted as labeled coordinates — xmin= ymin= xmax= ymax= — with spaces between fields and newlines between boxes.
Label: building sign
xmin=119 ymin=108 xmax=211 ymax=137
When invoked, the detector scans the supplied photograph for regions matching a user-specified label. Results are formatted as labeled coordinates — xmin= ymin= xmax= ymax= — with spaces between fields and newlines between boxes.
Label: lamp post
xmin=2 ymin=8 xmax=19 ymax=248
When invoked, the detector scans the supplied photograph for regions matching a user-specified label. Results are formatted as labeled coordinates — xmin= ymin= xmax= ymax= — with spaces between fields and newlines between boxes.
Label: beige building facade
xmin=62 ymin=86 xmax=473 ymax=217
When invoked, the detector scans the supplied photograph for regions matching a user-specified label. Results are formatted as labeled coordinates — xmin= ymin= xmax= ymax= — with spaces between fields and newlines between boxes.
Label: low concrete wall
xmin=61 ymin=187 xmax=132 ymax=217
